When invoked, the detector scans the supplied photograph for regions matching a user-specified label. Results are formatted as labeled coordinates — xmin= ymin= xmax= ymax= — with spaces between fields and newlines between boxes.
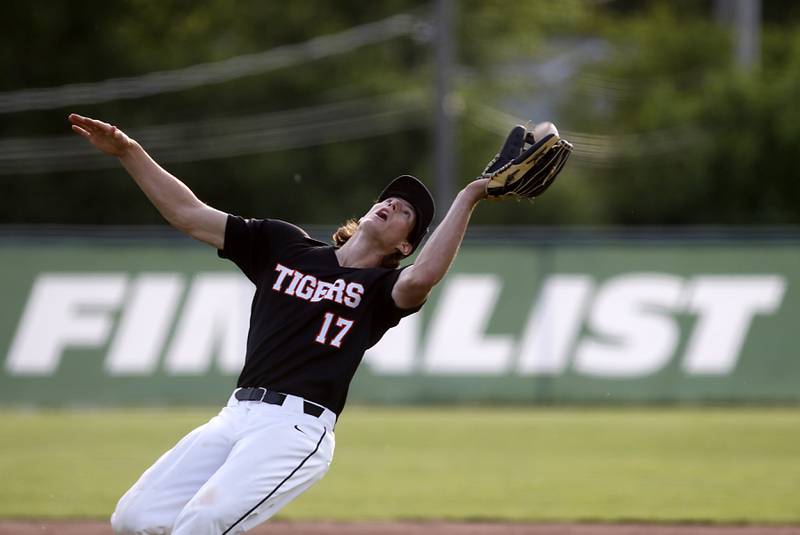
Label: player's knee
xmin=172 ymin=502 xmax=230 ymax=535
xmin=111 ymin=501 xmax=168 ymax=534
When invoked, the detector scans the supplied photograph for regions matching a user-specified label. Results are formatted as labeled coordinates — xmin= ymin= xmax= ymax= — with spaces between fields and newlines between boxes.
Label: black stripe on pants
xmin=222 ymin=428 xmax=327 ymax=534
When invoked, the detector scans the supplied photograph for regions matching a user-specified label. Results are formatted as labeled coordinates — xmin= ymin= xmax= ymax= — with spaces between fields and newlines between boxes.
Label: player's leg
xmin=171 ymin=402 xmax=335 ymax=535
xmin=110 ymin=404 xmax=240 ymax=534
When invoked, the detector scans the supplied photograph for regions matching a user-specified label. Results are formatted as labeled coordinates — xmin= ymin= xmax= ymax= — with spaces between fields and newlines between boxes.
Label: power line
xmin=470 ymin=103 xmax=708 ymax=166
xmin=0 ymin=13 xmax=421 ymax=114
xmin=0 ymin=93 xmax=428 ymax=175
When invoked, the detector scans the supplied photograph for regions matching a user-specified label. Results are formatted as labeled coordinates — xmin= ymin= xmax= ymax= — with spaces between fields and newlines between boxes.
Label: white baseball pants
xmin=111 ymin=390 xmax=336 ymax=534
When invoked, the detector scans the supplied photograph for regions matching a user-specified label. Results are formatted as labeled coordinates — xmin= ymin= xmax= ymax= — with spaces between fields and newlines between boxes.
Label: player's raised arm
xmin=391 ymin=178 xmax=487 ymax=309
xmin=392 ymin=122 xmax=573 ymax=309
xmin=68 ymin=114 xmax=228 ymax=249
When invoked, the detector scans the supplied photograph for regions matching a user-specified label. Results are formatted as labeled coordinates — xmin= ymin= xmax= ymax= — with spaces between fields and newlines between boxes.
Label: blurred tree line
xmin=1 ymin=0 xmax=798 ymax=227
xmin=552 ymin=0 xmax=800 ymax=225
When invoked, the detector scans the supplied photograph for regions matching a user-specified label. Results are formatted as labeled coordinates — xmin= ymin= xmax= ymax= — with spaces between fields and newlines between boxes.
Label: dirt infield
xmin=1 ymin=521 xmax=799 ymax=535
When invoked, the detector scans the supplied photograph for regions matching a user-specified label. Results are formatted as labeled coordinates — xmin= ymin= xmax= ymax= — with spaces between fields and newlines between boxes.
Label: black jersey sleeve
xmin=218 ymin=215 xmax=308 ymax=282
xmin=370 ymin=266 xmax=424 ymax=339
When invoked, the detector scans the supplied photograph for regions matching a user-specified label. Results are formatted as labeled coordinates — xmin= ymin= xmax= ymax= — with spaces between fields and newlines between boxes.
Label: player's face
xmin=360 ymin=197 xmax=416 ymax=254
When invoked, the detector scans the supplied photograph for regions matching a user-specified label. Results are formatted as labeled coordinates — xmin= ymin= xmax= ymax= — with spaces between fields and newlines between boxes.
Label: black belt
xmin=235 ymin=387 xmax=325 ymax=418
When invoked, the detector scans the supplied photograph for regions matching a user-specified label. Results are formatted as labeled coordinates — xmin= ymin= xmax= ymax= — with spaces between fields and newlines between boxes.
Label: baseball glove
xmin=481 ymin=122 xmax=573 ymax=199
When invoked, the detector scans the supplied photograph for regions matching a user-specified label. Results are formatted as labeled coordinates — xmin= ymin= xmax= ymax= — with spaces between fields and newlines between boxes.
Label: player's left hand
xmin=464 ymin=177 xmax=490 ymax=203
xmin=68 ymin=114 xmax=137 ymax=157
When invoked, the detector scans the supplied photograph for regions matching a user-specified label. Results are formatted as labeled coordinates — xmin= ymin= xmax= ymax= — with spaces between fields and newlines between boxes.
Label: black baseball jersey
xmin=218 ymin=214 xmax=421 ymax=415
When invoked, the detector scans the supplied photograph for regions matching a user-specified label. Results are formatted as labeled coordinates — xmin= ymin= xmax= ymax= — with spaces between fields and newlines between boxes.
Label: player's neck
xmin=335 ymin=233 xmax=389 ymax=269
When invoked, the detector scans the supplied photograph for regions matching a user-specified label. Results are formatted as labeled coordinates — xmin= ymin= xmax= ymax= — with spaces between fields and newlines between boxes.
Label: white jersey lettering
xmin=327 ymin=279 xmax=346 ymax=304
xmin=312 ymin=281 xmax=332 ymax=302
xmin=271 ymin=263 xmax=364 ymax=309
xmin=272 ymin=264 xmax=294 ymax=291
xmin=285 ymin=270 xmax=304 ymax=296
xmin=295 ymin=275 xmax=316 ymax=300
xmin=344 ymin=283 xmax=364 ymax=308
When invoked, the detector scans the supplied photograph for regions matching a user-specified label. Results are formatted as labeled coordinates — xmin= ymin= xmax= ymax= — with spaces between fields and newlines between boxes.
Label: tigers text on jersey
xmin=271 ymin=264 xmax=365 ymax=308
xmin=218 ymin=215 xmax=420 ymax=416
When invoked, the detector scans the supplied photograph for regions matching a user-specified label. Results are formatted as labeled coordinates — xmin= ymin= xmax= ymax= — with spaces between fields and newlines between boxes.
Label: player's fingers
xmin=71 ymin=124 xmax=92 ymax=138
xmin=88 ymin=118 xmax=112 ymax=132
xmin=72 ymin=114 xmax=112 ymax=133
xmin=68 ymin=113 xmax=95 ymax=127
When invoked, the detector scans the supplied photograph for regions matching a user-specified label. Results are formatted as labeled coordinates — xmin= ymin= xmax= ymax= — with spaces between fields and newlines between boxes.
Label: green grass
xmin=0 ymin=407 xmax=798 ymax=522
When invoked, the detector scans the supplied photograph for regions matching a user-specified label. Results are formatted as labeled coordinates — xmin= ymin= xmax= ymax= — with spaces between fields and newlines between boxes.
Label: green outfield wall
xmin=1 ymin=231 xmax=798 ymax=406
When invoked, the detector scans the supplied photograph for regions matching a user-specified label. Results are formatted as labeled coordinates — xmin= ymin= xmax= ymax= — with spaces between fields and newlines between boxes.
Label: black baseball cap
xmin=378 ymin=175 xmax=435 ymax=254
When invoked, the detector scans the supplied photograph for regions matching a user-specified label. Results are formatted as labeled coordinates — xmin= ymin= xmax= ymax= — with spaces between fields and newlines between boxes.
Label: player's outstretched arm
xmin=68 ymin=114 xmax=228 ymax=249
xmin=391 ymin=178 xmax=488 ymax=309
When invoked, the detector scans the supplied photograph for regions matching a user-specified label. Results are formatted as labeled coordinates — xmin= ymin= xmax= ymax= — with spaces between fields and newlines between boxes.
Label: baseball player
xmin=68 ymin=113 xmax=570 ymax=534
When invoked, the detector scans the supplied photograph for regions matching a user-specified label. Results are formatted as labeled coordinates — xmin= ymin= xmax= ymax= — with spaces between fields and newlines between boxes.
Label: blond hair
xmin=332 ymin=218 xmax=404 ymax=269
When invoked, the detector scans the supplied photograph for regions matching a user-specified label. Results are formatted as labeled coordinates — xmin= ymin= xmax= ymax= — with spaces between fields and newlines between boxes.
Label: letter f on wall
xmin=5 ymin=274 xmax=126 ymax=375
